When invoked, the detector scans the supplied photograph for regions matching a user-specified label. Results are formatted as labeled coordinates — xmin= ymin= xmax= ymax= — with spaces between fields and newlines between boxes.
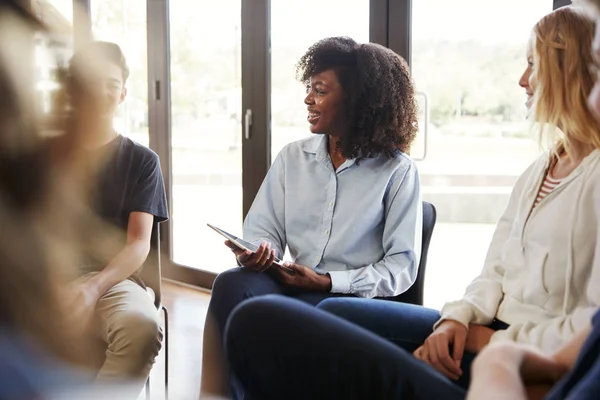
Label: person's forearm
xmin=327 ymin=255 xmax=415 ymax=297
xmin=465 ymin=324 xmax=495 ymax=354
xmin=88 ymin=240 xmax=150 ymax=296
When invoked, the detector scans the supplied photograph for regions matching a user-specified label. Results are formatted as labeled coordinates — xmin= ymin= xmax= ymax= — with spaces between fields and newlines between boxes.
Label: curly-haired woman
xmin=201 ymin=36 xmax=422 ymax=397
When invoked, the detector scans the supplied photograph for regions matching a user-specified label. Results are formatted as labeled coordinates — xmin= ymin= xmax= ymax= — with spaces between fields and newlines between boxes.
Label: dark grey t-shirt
xmin=81 ymin=134 xmax=169 ymax=280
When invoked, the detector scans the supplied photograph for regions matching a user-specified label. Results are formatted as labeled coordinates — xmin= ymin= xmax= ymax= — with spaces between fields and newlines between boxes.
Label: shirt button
xmin=324 ymin=230 xmax=329 ymax=235
xmin=329 ymin=201 xmax=334 ymax=207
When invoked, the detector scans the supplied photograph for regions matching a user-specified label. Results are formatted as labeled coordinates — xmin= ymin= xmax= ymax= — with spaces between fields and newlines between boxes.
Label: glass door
xmin=33 ymin=0 xmax=73 ymax=136
xmin=91 ymin=0 xmax=149 ymax=147
xmin=169 ymin=0 xmax=243 ymax=274
xmin=410 ymin=0 xmax=554 ymax=309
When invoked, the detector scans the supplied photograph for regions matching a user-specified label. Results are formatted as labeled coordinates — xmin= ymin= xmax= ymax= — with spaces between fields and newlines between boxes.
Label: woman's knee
xmin=209 ymin=268 xmax=283 ymax=332
xmin=226 ymin=296 xmax=305 ymax=344
xmin=229 ymin=295 xmax=291 ymax=325
xmin=212 ymin=267 xmax=247 ymax=295
xmin=317 ymin=298 xmax=439 ymax=344
xmin=213 ymin=267 xmax=279 ymax=295
xmin=317 ymin=297 xmax=366 ymax=318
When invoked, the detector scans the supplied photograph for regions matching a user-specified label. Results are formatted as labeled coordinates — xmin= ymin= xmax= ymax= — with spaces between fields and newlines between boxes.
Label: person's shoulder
xmin=375 ymin=151 xmax=417 ymax=173
xmin=526 ymin=151 xmax=551 ymax=172
xmin=510 ymin=151 xmax=550 ymax=187
xmin=117 ymin=135 xmax=159 ymax=163
xmin=392 ymin=151 xmax=416 ymax=167
xmin=583 ymin=149 xmax=600 ymax=176
xmin=581 ymin=150 xmax=600 ymax=200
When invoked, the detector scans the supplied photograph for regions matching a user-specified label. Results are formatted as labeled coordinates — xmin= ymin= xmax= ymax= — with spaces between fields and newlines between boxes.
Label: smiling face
xmin=303 ymin=69 xmax=345 ymax=137
xmin=518 ymin=35 xmax=538 ymax=111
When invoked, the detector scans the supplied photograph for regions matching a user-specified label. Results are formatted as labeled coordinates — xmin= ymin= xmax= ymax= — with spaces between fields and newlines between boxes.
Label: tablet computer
xmin=207 ymin=223 xmax=296 ymax=275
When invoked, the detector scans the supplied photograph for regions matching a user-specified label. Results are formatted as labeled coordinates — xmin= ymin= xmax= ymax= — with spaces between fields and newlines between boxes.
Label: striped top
xmin=533 ymin=173 xmax=562 ymax=208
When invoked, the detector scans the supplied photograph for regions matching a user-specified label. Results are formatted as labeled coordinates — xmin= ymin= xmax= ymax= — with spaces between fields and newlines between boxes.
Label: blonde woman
xmin=468 ymin=1 xmax=600 ymax=399
xmin=220 ymin=6 xmax=600 ymax=399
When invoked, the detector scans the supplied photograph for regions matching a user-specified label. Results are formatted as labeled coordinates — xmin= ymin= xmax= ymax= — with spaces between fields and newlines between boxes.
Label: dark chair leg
xmin=162 ymin=305 xmax=169 ymax=400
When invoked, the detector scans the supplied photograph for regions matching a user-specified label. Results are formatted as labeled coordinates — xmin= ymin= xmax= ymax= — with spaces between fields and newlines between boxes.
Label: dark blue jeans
xmin=225 ymin=295 xmax=468 ymax=400
xmin=205 ymin=268 xmax=350 ymax=398
xmin=317 ymin=298 xmax=481 ymax=388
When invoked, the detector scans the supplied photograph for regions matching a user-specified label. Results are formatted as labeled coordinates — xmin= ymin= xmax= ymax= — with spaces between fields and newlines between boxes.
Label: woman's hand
xmin=225 ymin=240 xmax=276 ymax=272
xmin=270 ymin=262 xmax=332 ymax=292
xmin=413 ymin=320 xmax=468 ymax=380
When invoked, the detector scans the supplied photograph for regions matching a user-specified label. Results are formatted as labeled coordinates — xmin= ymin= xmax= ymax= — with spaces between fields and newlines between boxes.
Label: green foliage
xmin=412 ymin=40 xmax=527 ymax=126
xmin=92 ymin=1 xmax=530 ymax=135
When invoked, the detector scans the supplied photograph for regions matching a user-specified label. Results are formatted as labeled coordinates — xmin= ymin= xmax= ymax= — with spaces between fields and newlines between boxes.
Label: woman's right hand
xmin=413 ymin=320 xmax=467 ymax=380
xmin=225 ymin=240 xmax=276 ymax=272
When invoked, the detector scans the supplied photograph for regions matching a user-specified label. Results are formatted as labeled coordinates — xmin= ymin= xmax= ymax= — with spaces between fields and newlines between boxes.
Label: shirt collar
xmin=303 ymin=134 xmax=358 ymax=172
xmin=302 ymin=134 xmax=327 ymax=155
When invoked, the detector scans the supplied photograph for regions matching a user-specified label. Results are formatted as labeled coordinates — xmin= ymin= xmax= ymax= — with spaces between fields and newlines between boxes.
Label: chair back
xmin=390 ymin=201 xmax=437 ymax=305
xmin=139 ymin=221 xmax=163 ymax=309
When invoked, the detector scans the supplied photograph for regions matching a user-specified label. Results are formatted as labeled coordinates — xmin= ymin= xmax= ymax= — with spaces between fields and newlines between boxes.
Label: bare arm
xmin=87 ymin=212 xmax=153 ymax=297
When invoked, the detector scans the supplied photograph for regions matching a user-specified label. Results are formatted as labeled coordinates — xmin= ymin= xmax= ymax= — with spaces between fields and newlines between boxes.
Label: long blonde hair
xmin=532 ymin=6 xmax=600 ymax=154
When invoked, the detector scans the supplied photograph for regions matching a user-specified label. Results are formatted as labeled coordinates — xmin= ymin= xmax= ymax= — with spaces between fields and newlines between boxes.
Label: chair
xmin=387 ymin=201 xmax=437 ymax=306
xmin=139 ymin=221 xmax=169 ymax=400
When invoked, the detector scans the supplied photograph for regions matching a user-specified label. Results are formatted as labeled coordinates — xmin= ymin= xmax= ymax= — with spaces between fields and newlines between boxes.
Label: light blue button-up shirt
xmin=244 ymin=134 xmax=422 ymax=298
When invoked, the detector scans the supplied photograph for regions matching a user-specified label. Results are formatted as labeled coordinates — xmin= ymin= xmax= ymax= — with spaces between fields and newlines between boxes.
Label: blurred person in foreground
xmin=0 ymin=1 xmax=145 ymax=398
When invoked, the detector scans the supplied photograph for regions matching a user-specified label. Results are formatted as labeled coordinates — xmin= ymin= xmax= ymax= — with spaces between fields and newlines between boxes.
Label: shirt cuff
xmin=328 ymin=271 xmax=351 ymax=294
xmin=434 ymin=302 xmax=474 ymax=331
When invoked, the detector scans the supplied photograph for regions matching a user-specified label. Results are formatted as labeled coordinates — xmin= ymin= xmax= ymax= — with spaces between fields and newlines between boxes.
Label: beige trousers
xmin=87 ymin=276 xmax=162 ymax=384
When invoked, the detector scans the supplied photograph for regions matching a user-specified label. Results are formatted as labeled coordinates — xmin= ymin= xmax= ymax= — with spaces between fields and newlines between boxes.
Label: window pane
xmin=271 ymin=0 xmax=370 ymax=162
xmin=33 ymin=0 xmax=73 ymax=135
xmin=91 ymin=0 xmax=149 ymax=147
xmin=411 ymin=0 xmax=553 ymax=309
xmin=34 ymin=0 xmax=73 ymax=25
xmin=170 ymin=0 xmax=242 ymax=273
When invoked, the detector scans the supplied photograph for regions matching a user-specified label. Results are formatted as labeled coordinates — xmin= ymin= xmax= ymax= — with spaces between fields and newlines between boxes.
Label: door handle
xmin=244 ymin=109 xmax=252 ymax=140
xmin=414 ymin=91 xmax=429 ymax=161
